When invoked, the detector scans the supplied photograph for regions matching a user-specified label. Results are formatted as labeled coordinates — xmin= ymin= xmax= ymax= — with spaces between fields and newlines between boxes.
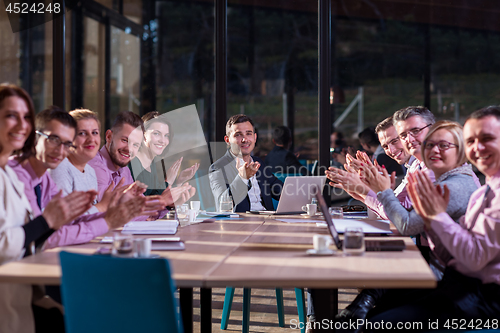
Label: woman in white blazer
xmin=0 ymin=84 xmax=94 ymax=333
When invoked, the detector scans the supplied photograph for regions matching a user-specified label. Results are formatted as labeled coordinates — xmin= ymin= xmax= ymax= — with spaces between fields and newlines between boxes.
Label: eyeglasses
xmin=398 ymin=123 xmax=432 ymax=141
xmin=36 ymin=131 xmax=76 ymax=151
xmin=341 ymin=205 xmax=366 ymax=212
xmin=423 ymin=140 xmax=458 ymax=151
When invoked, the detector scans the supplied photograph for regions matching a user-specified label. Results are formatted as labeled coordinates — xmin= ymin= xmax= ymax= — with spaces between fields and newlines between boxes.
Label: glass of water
xmin=343 ymin=227 xmax=365 ymax=256
xmin=219 ymin=198 xmax=233 ymax=213
xmin=176 ymin=204 xmax=189 ymax=225
xmin=112 ymin=232 xmax=134 ymax=256
xmin=329 ymin=206 xmax=343 ymax=219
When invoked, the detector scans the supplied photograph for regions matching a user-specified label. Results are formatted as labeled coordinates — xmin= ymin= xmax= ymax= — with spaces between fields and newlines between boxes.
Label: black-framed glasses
xmin=36 ymin=131 xmax=76 ymax=151
xmin=423 ymin=140 xmax=458 ymax=151
xmin=398 ymin=123 xmax=432 ymax=141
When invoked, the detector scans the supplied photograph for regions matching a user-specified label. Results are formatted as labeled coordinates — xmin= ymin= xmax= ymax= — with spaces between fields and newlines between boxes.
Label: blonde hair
xmin=69 ymin=109 xmax=101 ymax=128
xmin=422 ymin=120 xmax=467 ymax=168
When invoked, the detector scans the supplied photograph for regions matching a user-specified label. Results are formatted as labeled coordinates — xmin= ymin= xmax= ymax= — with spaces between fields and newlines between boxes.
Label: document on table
xmin=200 ymin=212 xmax=240 ymax=218
xmin=122 ymin=220 xmax=179 ymax=235
xmin=276 ymin=218 xmax=324 ymax=223
xmin=331 ymin=219 xmax=391 ymax=234
xmin=277 ymin=218 xmax=392 ymax=234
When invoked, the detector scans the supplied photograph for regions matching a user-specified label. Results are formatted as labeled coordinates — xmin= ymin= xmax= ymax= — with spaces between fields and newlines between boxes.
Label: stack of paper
xmin=199 ymin=212 xmax=239 ymax=219
xmin=122 ymin=220 xmax=179 ymax=235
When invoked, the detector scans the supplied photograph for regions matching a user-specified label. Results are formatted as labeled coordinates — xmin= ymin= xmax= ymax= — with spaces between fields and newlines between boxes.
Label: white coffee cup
xmin=187 ymin=209 xmax=197 ymax=223
xmin=133 ymin=238 xmax=151 ymax=258
xmin=302 ymin=204 xmax=317 ymax=216
xmin=190 ymin=201 xmax=201 ymax=212
xmin=313 ymin=234 xmax=332 ymax=253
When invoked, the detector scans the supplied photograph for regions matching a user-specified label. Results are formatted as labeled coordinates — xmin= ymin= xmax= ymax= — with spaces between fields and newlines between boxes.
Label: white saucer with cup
xmin=307 ymin=234 xmax=334 ymax=255
xmin=301 ymin=203 xmax=317 ymax=217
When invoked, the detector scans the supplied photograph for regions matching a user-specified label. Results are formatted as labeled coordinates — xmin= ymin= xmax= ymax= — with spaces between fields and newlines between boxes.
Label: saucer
xmin=306 ymin=249 xmax=334 ymax=256
xmin=301 ymin=213 xmax=322 ymax=217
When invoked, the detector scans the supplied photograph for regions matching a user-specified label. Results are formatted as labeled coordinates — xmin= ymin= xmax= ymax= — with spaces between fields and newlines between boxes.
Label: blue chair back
xmin=59 ymin=251 xmax=183 ymax=333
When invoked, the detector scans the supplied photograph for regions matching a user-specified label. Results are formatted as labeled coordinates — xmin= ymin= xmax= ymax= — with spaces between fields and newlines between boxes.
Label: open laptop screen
xmin=314 ymin=187 xmax=342 ymax=250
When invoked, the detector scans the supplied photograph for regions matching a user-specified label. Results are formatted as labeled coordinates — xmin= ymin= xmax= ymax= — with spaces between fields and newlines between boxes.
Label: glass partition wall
xmin=1 ymin=0 xmax=500 ymax=168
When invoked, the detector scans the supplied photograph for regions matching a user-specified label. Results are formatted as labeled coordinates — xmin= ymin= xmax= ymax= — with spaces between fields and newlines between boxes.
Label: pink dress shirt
xmin=9 ymin=159 xmax=109 ymax=249
xmin=427 ymin=169 xmax=500 ymax=285
xmin=88 ymin=146 xmax=166 ymax=220
xmin=88 ymin=146 xmax=135 ymax=202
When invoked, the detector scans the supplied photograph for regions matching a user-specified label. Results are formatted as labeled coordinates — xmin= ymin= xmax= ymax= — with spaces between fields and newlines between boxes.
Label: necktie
xmin=34 ymin=184 xmax=42 ymax=210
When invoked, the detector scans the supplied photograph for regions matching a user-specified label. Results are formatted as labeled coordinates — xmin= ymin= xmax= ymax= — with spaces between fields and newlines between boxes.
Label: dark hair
xmin=393 ymin=106 xmax=435 ymax=126
xmin=272 ymin=126 xmax=291 ymax=147
xmin=142 ymin=111 xmax=172 ymax=132
xmin=375 ymin=117 xmax=394 ymax=134
xmin=0 ymin=83 xmax=36 ymax=159
xmin=225 ymin=114 xmax=255 ymax=136
xmin=331 ymin=131 xmax=345 ymax=148
xmin=112 ymin=111 xmax=144 ymax=133
xmin=465 ymin=106 xmax=500 ymax=123
xmin=358 ymin=126 xmax=380 ymax=147
xmin=35 ymin=105 xmax=77 ymax=132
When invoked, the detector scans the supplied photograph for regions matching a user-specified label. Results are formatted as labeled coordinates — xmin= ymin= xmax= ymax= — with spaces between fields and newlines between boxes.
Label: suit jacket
xmin=209 ymin=150 xmax=283 ymax=212
xmin=264 ymin=146 xmax=308 ymax=176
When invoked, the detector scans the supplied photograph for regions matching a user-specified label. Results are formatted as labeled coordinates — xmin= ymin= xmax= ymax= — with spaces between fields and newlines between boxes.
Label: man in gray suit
xmin=209 ymin=114 xmax=283 ymax=212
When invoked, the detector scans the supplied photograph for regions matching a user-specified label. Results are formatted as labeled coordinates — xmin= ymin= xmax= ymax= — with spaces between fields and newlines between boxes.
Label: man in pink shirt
xmin=11 ymin=107 xmax=157 ymax=249
xmin=89 ymin=111 xmax=194 ymax=216
xmin=365 ymin=106 xmax=500 ymax=329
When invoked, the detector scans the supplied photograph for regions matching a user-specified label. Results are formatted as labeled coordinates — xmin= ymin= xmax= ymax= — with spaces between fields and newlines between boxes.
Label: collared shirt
xmin=88 ymin=146 xmax=135 ymax=202
xmin=9 ymin=158 xmax=109 ymax=249
xmin=88 ymin=146 xmax=167 ymax=219
xmin=428 ymin=169 xmax=500 ymax=285
xmin=231 ymin=151 xmax=266 ymax=211
xmin=364 ymin=156 xmax=435 ymax=219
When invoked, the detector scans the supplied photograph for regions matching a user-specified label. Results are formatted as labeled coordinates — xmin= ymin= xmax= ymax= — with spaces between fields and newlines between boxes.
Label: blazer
xmin=209 ymin=150 xmax=283 ymax=212
xmin=0 ymin=165 xmax=36 ymax=333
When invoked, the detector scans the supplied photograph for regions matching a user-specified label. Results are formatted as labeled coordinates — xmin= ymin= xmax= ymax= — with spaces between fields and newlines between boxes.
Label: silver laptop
xmin=250 ymin=176 xmax=327 ymax=215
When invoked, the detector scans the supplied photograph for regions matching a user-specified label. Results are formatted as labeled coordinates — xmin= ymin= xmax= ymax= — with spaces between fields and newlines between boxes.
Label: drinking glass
xmin=219 ymin=199 xmax=233 ymax=213
xmin=329 ymin=207 xmax=343 ymax=219
xmin=343 ymin=227 xmax=365 ymax=256
xmin=176 ymin=204 xmax=189 ymax=225
xmin=112 ymin=232 xmax=134 ymax=256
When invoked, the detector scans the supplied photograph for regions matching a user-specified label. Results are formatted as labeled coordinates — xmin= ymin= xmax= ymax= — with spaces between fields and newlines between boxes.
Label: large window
xmin=1 ymin=0 xmax=500 ymax=155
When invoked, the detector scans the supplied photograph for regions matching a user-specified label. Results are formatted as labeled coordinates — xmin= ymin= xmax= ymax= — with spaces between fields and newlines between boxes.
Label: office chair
xmin=59 ymin=251 xmax=183 ymax=333
xmin=221 ymin=287 xmax=306 ymax=333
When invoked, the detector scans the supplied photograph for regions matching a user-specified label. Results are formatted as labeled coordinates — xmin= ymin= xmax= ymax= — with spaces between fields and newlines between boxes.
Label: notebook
xmin=315 ymin=190 xmax=406 ymax=252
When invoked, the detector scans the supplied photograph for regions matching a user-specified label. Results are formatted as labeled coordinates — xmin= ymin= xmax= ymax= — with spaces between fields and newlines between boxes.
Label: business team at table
xmin=0 ymin=83 xmax=499 ymax=333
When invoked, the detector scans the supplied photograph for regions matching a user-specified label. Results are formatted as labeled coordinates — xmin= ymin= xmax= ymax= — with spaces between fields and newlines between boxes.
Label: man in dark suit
xmin=209 ymin=114 xmax=283 ymax=212
xmin=265 ymin=126 xmax=308 ymax=176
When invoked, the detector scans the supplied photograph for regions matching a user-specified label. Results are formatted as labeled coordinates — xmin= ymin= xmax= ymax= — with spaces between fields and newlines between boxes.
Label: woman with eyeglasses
xmin=0 ymin=84 xmax=96 ymax=333
xmin=129 ymin=111 xmax=198 ymax=197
